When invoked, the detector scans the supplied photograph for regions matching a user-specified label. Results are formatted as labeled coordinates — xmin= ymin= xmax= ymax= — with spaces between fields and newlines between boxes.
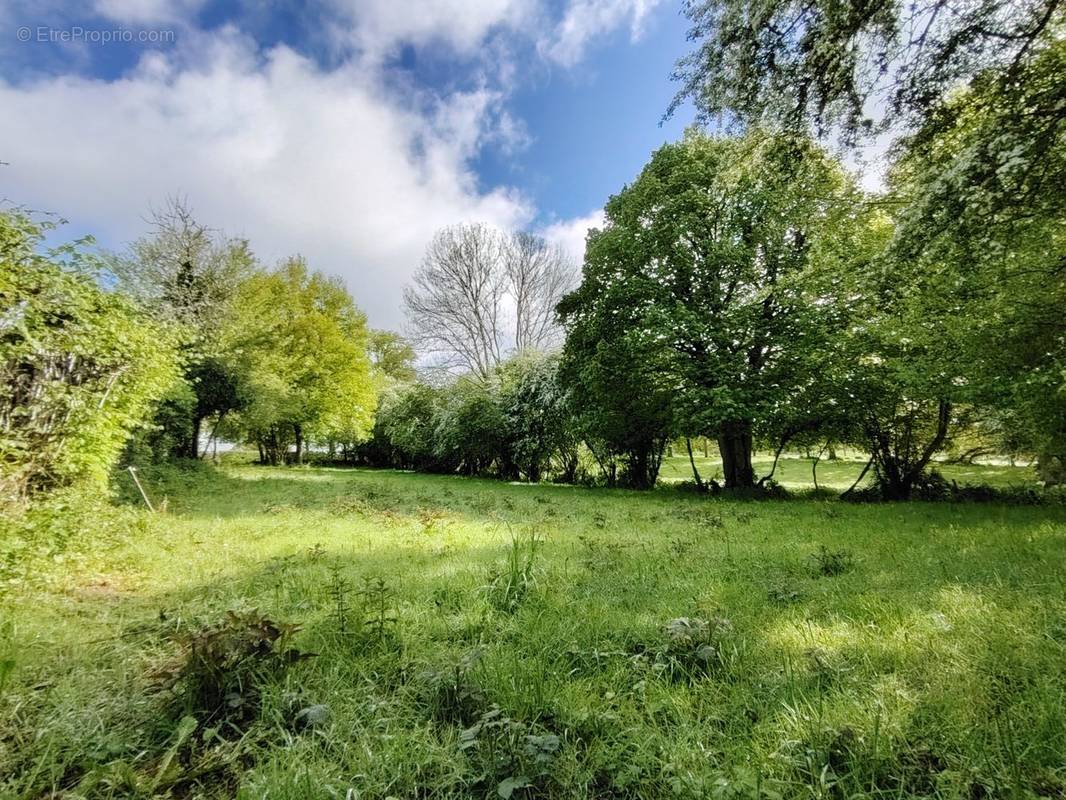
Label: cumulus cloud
xmin=0 ymin=0 xmax=655 ymax=329
xmin=540 ymin=208 xmax=605 ymax=266
xmin=540 ymin=0 xmax=662 ymax=67
xmin=0 ymin=31 xmax=533 ymax=328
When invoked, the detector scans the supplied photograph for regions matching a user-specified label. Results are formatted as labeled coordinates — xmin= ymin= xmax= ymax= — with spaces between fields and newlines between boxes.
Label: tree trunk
xmin=686 ymin=437 xmax=705 ymax=491
xmin=717 ymin=422 xmax=755 ymax=489
xmin=294 ymin=423 xmax=303 ymax=465
xmin=188 ymin=415 xmax=203 ymax=459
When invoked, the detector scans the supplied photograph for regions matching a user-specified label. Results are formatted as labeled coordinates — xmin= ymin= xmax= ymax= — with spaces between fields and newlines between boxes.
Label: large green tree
xmin=560 ymin=129 xmax=864 ymax=488
xmin=110 ymin=199 xmax=254 ymax=458
xmin=884 ymin=41 xmax=1066 ymax=485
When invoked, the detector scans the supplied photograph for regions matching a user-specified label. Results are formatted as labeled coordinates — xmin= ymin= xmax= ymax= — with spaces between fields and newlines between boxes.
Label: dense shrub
xmin=1 ymin=211 xmax=180 ymax=500
xmin=366 ymin=353 xmax=581 ymax=483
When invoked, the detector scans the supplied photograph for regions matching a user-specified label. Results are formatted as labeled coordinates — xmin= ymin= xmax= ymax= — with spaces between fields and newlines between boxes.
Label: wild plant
xmin=418 ymin=507 xmax=447 ymax=535
xmin=458 ymin=705 xmax=561 ymax=799
xmin=327 ymin=561 xmax=352 ymax=635
xmin=153 ymin=609 xmax=311 ymax=728
xmin=656 ymin=615 xmax=734 ymax=681
xmin=486 ymin=532 xmax=541 ymax=613
xmin=416 ymin=647 xmax=485 ymax=724
xmin=358 ymin=576 xmax=397 ymax=644
xmin=808 ymin=545 xmax=855 ymax=577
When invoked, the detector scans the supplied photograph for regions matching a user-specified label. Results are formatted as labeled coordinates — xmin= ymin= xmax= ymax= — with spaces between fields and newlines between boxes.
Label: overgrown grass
xmin=1 ymin=457 xmax=1064 ymax=798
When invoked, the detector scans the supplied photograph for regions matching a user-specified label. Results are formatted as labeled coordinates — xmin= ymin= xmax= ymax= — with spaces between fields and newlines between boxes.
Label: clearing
xmin=1 ymin=460 xmax=1064 ymax=798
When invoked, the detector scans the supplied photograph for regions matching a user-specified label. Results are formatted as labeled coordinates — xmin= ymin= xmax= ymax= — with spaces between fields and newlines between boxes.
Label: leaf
xmin=497 ymin=776 xmax=531 ymax=798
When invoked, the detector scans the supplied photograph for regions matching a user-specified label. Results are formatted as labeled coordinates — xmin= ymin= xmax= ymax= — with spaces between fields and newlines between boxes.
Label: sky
xmin=0 ymin=1 xmax=877 ymax=332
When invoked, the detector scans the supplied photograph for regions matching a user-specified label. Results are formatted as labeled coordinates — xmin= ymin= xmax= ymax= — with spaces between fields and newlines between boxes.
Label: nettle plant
xmin=154 ymin=609 xmax=311 ymax=729
xmin=458 ymin=705 xmax=562 ymax=799
xmin=655 ymin=616 xmax=735 ymax=681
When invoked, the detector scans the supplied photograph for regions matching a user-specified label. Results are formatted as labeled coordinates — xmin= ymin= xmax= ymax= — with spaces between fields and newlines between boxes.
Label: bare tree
xmin=109 ymin=196 xmax=252 ymax=333
xmin=404 ymin=224 xmax=576 ymax=378
xmin=504 ymin=232 xmax=574 ymax=352
xmin=403 ymin=223 xmax=506 ymax=379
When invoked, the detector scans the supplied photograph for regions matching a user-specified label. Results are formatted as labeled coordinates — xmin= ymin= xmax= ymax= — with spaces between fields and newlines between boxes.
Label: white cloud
xmin=0 ymin=0 xmax=659 ymax=329
xmin=540 ymin=208 xmax=604 ymax=266
xmin=540 ymin=0 xmax=662 ymax=67
xmin=0 ymin=33 xmax=532 ymax=328
xmin=326 ymin=0 xmax=538 ymax=60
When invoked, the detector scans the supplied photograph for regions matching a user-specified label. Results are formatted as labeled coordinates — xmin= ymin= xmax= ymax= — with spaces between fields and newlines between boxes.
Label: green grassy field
xmin=2 ymin=460 xmax=1065 ymax=799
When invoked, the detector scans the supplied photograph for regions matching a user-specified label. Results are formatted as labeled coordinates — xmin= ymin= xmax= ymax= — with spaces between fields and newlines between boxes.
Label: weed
xmin=418 ymin=507 xmax=447 ymax=535
xmin=358 ymin=576 xmax=398 ymax=644
xmin=327 ymin=562 xmax=353 ymax=635
xmin=416 ymin=647 xmax=486 ymax=724
xmin=153 ymin=609 xmax=311 ymax=728
xmin=768 ymin=581 xmax=802 ymax=604
xmin=808 ymin=545 xmax=855 ymax=577
xmin=653 ymin=615 xmax=735 ymax=681
xmin=486 ymin=532 xmax=541 ymax=613
xmin=458 ymin=705 xmax=561 ymax=798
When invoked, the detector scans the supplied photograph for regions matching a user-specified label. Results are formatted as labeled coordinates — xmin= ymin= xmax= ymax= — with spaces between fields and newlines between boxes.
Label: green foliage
xmin=432 ymin=376 xmax=508 ymax=476
xmin=887 ymin=39 xmax=1066 ymax=485
xmin=367 ymin=329 xmax=417 ymax=383
xmin=807 ymin=545 xmax=855 ymax=577
xmin=154 ymin=609 xmax=310 ymax=727
xmin=0 ymin=210 xmax=180 ymax=498
xmin=110 ymin=198 xmax=255 ymax=459
xmin=497 ymin=352 xmax=580 ymax=482
xmin=229 ymin=258 xmax=377 ymax=463
xmin=558 ymin=128 xmax=867 ymax=488
xmin=368 ymin=353 xmax=581 ymax=483
xmin=670 ymin=0 xmax=1061 ymax=142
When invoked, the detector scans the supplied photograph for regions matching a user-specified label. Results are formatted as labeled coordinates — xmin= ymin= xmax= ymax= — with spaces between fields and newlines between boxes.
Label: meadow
xmin=1 ymin=458 xmax=1064 ymax=799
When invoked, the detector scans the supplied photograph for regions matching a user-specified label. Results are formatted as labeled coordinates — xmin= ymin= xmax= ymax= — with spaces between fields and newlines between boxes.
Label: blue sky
xmin=0 ymin=0 xmax=696 ymax=327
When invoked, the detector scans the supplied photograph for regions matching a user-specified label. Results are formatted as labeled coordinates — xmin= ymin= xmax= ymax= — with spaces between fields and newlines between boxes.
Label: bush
xmin=1 ymin=211 xmax=180 ymax=499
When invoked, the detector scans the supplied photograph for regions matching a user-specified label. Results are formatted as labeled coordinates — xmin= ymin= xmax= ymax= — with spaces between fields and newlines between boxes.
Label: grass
xmin=1 ymin=457 xmax=1065 ymax=799
xmin=658 ymin=451 xmax=1037 ymax=490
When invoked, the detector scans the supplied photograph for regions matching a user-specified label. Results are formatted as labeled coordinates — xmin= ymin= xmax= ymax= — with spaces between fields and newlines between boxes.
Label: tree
xmin=230 ymin=258 xmax=376 ymax=465
xmin=367 ymin=330 xmax=417 ymax=383
xmin=403 ymin=224 xmax=574 ymax=377
xmin=669 ymin=0 xmax=1063 ymax=143
xmin=558 ymin=281 xmax=676 ymax=490
xmin=1 ymin=210 xmax=179 ymax=497
xmin=882 ymin=41 xmax=1066 ymax=486
xmin=432 ymin=376 xmax=507 ymax=476
xmin=560 ymin=129 xmax=863 ymax=488
xmin=110 ymin=198 xmax=254 ymax=458
xmin=504 ymin=233 xmax=573 ymax=353
xmin=497 ymin=353 xmax=577 ymax=482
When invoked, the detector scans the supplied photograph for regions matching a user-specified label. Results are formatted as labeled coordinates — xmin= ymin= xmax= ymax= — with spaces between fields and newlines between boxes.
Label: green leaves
xmin=1 ymin=210 xmax=181 ymax=497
